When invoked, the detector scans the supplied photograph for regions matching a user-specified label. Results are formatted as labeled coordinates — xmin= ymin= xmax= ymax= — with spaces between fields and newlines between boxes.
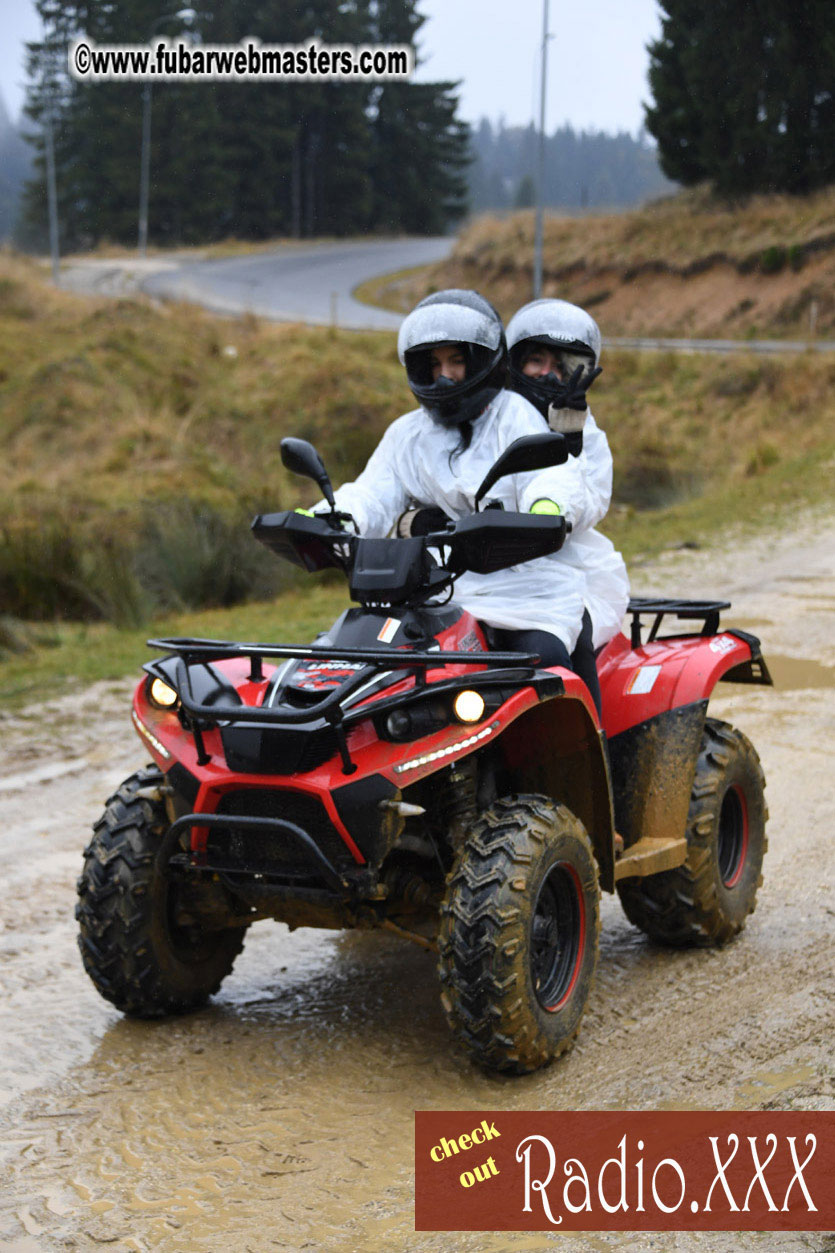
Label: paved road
xmin=140 ymin=236 xmax=454 ymax=330
xmin=606 ymin=334 xmax=835 ymax=354
xmin=59 ymin=241 xmax=835 ymax=349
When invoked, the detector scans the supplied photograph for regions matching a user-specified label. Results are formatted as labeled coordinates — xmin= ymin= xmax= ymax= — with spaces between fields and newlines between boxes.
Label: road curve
xmin=606 ymin=334 xmax=835 ymax=355
xmin=141 ymin=236 xmax=454 ymax=330
xmin=59 ymin=242 xmax=835 ymax=351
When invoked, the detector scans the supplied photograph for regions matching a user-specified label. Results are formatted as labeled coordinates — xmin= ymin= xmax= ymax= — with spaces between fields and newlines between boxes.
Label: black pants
xmin=570 ymin=610 xmax=603 ymax=717
xmin=490 ymin=626 xmax=572 ymax=669
xmin=491 ymin=612 xmax=602 ymax=717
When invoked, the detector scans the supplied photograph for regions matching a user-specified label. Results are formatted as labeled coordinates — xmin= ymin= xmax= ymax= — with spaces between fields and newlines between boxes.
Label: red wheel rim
xmin=719 ymin=784 xmax=749 ymax=888
xmin=531 ymin=862 xmax=586 ymax=1012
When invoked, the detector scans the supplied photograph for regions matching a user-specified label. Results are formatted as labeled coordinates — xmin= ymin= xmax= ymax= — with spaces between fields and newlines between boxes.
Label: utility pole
xmin=533 ymin=0 xmax=550 ymax=299
xmin=44 ymin=88 xmax=60 ymax=284
xmin=40 ymin=22 xmax=61 ymax=284
xmin=138 ymin=9 xmax=197 ymax=255
xmin=138 ymin=80 xmax=152 ymax=256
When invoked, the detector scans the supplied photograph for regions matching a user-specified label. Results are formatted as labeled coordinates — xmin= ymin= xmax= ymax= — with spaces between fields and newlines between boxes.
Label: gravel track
xmin=0 ymin=519 xmax=833 ymax=1252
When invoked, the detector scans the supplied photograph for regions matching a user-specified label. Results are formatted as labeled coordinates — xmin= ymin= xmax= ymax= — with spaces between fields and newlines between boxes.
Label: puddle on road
xmin=725 ymin=618 xmax=774 ymax=631
xmin=766 ymin=654 xmax=835 ymax=690
xmin=735 ymin=1062 xmax=818 ymax=1108
xmin=722 ymin=609 xmax=835 ymax=689
xmin=0 ymin=759 xmax=89 ymax=793
xmin=0 ymin=923 xmax=520 ymax=1252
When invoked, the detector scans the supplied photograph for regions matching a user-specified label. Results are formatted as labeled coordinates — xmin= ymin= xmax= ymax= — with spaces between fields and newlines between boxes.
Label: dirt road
xmin=1 ymin=519 xmax=833 ymax=1253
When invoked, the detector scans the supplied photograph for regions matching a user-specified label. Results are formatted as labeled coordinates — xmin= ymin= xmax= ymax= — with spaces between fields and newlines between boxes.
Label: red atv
xmin=77 ymin=434 xmax=770 ymax=1074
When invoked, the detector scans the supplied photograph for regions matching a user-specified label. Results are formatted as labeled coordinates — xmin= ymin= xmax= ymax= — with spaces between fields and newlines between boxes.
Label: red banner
xmin=415 ymin=1111 xmax=835 ymax=1231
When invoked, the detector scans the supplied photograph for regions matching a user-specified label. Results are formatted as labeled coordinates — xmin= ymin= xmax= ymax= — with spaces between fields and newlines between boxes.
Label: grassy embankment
xmin=358 ymin=185 xmax=835 ymax=341
xmin=1 ymin=243 xmax=833 ymax=709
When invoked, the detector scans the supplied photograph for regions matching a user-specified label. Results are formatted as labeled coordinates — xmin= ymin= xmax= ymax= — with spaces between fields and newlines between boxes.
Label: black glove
xmin=396 ymin=506 xmax=452 ymax=537
xmin=552 ymin=363 xmax=603 ymax=411
xmin=330 ymin=510 xmax=357 ymax=533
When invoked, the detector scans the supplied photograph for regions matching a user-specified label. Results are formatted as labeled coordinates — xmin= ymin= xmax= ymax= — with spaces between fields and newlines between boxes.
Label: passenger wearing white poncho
xmin=506 ymin=298 xmax=630 ymax=701
xmin=321 ymin=290 xmax=609 ymax=673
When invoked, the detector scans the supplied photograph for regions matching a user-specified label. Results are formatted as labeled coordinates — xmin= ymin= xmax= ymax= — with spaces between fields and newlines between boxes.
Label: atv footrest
xmin=614 ymin=835 xmax=688 ymax=881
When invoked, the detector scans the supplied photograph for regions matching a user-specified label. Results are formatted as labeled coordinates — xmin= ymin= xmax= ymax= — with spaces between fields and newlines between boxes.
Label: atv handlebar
xmin=251 ymin=508 xmax=567 ymax=608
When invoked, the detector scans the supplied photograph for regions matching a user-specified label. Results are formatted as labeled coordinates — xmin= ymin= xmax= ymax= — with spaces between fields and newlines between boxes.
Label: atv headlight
xmin=386 ymin=710 xmax=412 ymax=738
xmin=148 ymin=677 xmax=179 ymax=709
xmin=453 ymin=689 xmax=486 ymax=724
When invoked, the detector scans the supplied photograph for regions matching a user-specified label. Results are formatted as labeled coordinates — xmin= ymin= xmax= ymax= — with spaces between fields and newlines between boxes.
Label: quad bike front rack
xmin=145 ymin=636 xmax=561 ymax=774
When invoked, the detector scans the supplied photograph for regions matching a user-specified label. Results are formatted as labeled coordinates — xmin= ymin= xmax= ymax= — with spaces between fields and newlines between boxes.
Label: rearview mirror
xmin=474 ymin=432 xmax=568 ymax=510
xmin=280 ymin=437 xmax=336 ymax=509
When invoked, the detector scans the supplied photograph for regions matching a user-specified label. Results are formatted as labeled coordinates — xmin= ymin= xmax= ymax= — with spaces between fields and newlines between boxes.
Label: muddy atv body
xmin=77 ymin=436 xmax=770 ymax=1073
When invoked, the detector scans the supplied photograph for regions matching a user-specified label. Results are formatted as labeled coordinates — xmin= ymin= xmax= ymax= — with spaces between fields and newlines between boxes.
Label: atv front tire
xmin=438 ymin=795 xmax=600 ymax=1074
xmin=77 ymin=767 xmax=246 ymax=1016
xmin=618 ymin=718 xmax=767 ymax=946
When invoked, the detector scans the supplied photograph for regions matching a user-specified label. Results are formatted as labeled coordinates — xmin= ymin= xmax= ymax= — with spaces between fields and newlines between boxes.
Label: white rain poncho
xmin=323 ymin=389 xmax=609 ymax=653
xmin=505 ymin=296 xmax=630 ymax=650
xmin=552 ymin=408 xmax=630 ymax=650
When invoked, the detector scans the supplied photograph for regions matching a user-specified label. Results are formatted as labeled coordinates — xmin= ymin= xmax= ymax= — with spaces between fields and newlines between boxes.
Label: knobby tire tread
xmin=438 ymin=794 xmax=600 ymax=1075
xmin=618 ymin=718 xmax=768 ymax=946
xmin=77 ymin=766 xmax=245 ymax=1016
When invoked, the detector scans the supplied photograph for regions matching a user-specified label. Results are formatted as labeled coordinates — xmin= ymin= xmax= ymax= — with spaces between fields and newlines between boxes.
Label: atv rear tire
xmin=438 ymin=795 xmax=600 ymax=1074
xmin=77 ymin=766 xmax=246 ymax=1016
xmin=618 ymin=718 xmax=767 ymax=946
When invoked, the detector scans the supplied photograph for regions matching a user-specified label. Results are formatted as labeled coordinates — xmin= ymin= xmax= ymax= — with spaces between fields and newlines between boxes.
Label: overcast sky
xmin=1 ymin=0 xmax=661 ymax=136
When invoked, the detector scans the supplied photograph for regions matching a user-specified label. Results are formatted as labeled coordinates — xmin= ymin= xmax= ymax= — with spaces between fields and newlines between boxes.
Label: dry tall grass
xmin=0 ymin=250 xmax=411 ymax=622
xmin=1 ymin=247 xmax=833 ymax=630
xmin=381 ymin=185 xmax=835 ymax=339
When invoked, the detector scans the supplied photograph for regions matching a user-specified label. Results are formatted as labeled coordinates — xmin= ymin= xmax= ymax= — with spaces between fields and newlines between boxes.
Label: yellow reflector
xmin=529 ymin=497 xmax=562 ymax=516
xmin=453 ymin=689 xmax=486 ymax=724
xmin=149 ymin=677 xmax=179 ymax=708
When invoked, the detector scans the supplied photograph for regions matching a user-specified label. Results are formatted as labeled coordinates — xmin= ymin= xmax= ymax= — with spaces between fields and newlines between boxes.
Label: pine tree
xmin=19 ymin=0 xmax=469 ymax=248
xmin=645 ymin=0 xmax=835 ymax=195
xmin=366 ymin=0 xmax=469 ymax=233
xmin=0 ymin=94 xmax=31 ymax=240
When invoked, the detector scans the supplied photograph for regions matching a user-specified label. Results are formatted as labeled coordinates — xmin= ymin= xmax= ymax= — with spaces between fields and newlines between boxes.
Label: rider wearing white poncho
xmin=321 ymin=290 xmax=610 ymax=667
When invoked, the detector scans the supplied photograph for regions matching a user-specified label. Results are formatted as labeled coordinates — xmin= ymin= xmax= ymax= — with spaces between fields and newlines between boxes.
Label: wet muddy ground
xmin=1 ymin=520 xmax=833 ymax=1253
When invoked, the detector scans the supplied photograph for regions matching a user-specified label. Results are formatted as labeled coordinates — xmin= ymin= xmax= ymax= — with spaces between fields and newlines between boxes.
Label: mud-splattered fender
xmin=492 ymin=691 xmax=617 ymax=893
xmin=607 ymin=699 xmax=709 ymax=864
xmin=597 ymin=630 xmax=771 ymax=866
xmin=599 ymin=630 xmax=771 ymax=740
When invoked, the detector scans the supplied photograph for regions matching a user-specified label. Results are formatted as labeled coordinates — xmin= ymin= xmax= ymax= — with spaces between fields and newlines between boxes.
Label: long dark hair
xmin=448 ymin=419 xmax=474 ymax=469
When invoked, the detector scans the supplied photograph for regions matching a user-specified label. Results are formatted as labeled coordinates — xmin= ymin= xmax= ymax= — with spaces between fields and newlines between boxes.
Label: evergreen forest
xmin=468 ymin=120 xmax=674 ymax=213
xmin=646 ymin=0 xmax=835 ymax=195
xmin=20 ymin=0 xmax=470 ymax=250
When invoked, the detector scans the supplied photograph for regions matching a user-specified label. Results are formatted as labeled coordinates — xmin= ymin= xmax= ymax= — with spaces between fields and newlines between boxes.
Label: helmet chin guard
xmin=398 ymin=290 xmax=507 ymax=426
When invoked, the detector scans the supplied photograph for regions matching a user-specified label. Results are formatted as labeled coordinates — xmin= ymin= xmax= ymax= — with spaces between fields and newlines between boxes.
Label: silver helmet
xmin=506 ymin=298 xmax=601 ymax=419
xmin=397 ymin=289 xmax=507 ymax=427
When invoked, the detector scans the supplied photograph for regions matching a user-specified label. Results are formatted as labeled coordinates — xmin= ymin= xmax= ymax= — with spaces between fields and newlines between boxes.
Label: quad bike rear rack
xmin=625 ymin=600 xmax=772 ymax=686
xmin=627 ymin=598 xmax=731 ymax=648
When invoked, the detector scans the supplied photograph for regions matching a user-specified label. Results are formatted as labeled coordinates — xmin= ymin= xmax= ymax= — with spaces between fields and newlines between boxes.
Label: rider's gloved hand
xmin=331 ymin=510 xmax=358 ymax=534
xmin=395 ymin=506 xmax=452 ymax=537
xmin=553 ymin=362 xmax=602 ymax=411
xmin=301 ymin=506 xmax=358 ymax=533
xmin=546 ymin=364 xmax=601 ymax=456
